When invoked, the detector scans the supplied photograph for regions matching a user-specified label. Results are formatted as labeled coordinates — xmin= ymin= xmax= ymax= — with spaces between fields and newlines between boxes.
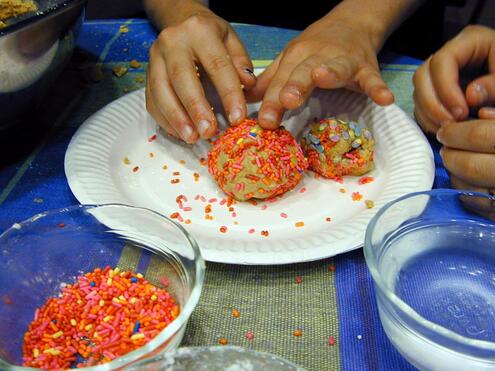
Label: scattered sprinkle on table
xmin=179 ymin=160 xmax=186 ymax=165
xmin=248 ymin=228 xmax=255 ymax=234
xmin=325 ymin=217 xmax=332 ymax=222
xmin=295 ymin=222 xmax=305 ymax=228
xmin=162 ymin=165 xmax=167 ymax=170
xmin=171 ymin=179 xmax=180 ymax=184
xmin=329 ymin=336 xmax=336 ymax=346
xmin=123 ymin=157 xmax=131 ymax=165
xmin=329 ymin=264 xmax=335 ymax=272
xmin=33 ymin=197 xmax=44 ymax=204
xmin=219 ymin=226 xmax=227 ymax=233
xmin=112 ymin=65 xmax=128 ymax=78
xmin=293 ymin=329 xmax=302 ymax=337
xmin=218 ymin=338 xmax=228 ymax=345
xmin=339 ymin=188 xmax=346 ymax=193
xmin=149 ymin=152 xmax=154 ymax=158
xmin=280 ymin=212 xmax=288 ymax=218
xmin=22 ymin=267 xmax=178 ymax=369
xmin=260 ymin=230 xmax=269 ymax=237
xmin=299 ymin=187 xmax=307 ymax=193
xmin=119 ymin=25 xmax=129 ymax=33
xmin=232 ymin=309 xmax=240 ymax=318
xmin=295 ymin=276 xmax=302 ymax=284
xmin=357 ymin=335 xmax=362 ymax=340
xmin=148 ymin=134 xmax=157 ymax=142
xmin=132 ymin=166 xmax=139 ymax=173
xmin=245 ymin=331 xmax=254 ymax=340
xmin=129 ymin=60 xmax=141 ymax=69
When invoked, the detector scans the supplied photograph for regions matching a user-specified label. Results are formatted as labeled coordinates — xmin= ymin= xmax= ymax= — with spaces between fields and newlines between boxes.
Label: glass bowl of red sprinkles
xmin=0 ymin=204 xmax=205 ymax=370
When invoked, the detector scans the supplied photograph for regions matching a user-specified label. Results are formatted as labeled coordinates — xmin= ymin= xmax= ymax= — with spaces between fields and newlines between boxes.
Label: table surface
xmin=0 ymin=19 xmax=450 ymax=371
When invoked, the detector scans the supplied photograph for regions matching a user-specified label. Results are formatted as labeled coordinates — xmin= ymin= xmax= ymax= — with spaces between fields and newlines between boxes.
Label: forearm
xmin=325 ymin=0 xmax=425 ymax=51
xmin=143 ymin=0 xmax=211 ymax=30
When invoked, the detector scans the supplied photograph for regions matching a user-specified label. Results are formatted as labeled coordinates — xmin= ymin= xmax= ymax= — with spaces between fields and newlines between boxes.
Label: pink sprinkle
xmin=194 ymin=195 xmax=200 ymax=201
xmin=68 ymin=346 xmax=77 ymax=353
xmin=103 ymin=351 xmax=116 ymax=360
xmin=200 ymin=196 xmax=207 ymax=202
xmin=261 ymin=204 xmax=268 ymax=210
xmin=220 ymin=199 xmax=227 ymax=205
xmin=300 ymin=187 xmax=307 ymax=193
xmin=235 ymin=183 xmax=242 ymax=192
xmin=232 ymin=212 xmax=237 ymax=218
xmin=209 ymin=198 xmax=218 ymax=203
xmin=280 ymin=212 xmax=288 ymax=218
xmin=295 ymin=276 xmax=302 ymax=284
xmin=255 ymin=156 xmax=262 ymax=168
xmin=232 ymin=163 xmax=243 ymax=170
xmin=182 ymin=195 xmax=188 ymax=202
xmin=178 ymin=202 xmax=183 ymax=210
xmin=248 ymin=228 xmax=255 ymax=234
xmin=280 ymin=156 xmax=290 ymax=161
xmin=245 ymin=331 xmax=254 ymax=340
xmin=183 ymin=207 xmax=192 ymax=212
xmin=329 ymin=336 xmax=336 ymax=346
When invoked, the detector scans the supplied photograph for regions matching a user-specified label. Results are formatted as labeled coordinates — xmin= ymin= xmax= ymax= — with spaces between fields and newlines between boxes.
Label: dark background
xmin=86 ymin=0 xmax=494 ymax=60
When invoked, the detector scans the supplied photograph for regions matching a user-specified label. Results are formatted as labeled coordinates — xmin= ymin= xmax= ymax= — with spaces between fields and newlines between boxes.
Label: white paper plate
xmin=65 ymin=88 xmax=434 ymax=265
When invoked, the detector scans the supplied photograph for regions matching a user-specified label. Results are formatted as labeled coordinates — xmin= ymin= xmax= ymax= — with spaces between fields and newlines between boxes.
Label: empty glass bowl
xmin=365 ymin=189 xmax=495 ymax=370
xmin=123 ymin=346 xmax=304 ymax=371
xmin=0 ymin=204 xmax=205 ymax=370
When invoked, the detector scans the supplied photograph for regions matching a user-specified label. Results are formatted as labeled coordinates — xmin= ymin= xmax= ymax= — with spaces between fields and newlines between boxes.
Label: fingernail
xmin=474 ymin=83 xmax=488 ymax=103
xmin=452 ymin=107 xmax=464 ymax=120
xmin=228 ymin=107 xmax=243 ymax=124
xmin=181 ymin=124 xmax=193 ymax=141
xmin=436 ymin=128 xmax=444 ymax=144
xmin=284 ymin=86 xmax=302 ymax=104
xmin=260 ymin=109 xmax=278 ymax=125
xmin=244 ymin=68 xmax=256 ymax=79
xmin=197 ymin=119 xmax=211 ymax=137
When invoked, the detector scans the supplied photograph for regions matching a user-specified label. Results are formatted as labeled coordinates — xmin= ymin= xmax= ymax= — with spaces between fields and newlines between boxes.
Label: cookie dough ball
xmin=208 ymin=119 xmax=308 ymax=201
xmin=301 ymin=118 xmax=374 ymax=179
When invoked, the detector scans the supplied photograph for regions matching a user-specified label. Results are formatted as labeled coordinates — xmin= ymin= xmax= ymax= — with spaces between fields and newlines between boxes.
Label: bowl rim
xmin=0 ymin=203 xmax=205 ymax=371
xmin=0 ymin=0 xmax=86 ymax=37
xmin=364 ymin=188 xmax=495 ymax=351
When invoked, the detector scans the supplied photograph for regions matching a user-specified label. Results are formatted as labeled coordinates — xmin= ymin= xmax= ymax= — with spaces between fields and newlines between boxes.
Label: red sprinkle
xmin=58 ymin=223 xmax=65 ymax=228
xmin=248 ymin=228 xmax=255 ymax=234
xmin=171 ymin=179 xmax=180 ymax=184
xmin=280 ymin=212 xmax=288 ymax=218
xmin=148 ymin=134 xmax=157 ymax=142
xmin=299 ymin=187 xmax=307 ymax=193
xmin=260 ymin=230 xmax=269 ymax=237
xmin=132 ymin=166 xmax=139 ymax=173
xmin=295 ymin=276 xmax=302 ymax=284
xmin=325 ymin=217 xmax=332 ymax=222
xmin=358 ymin=176 xmax=374 ymax=185
xmin=219 ymin=226 xmax=227 ymax=233
xmin=329 ymin=335 xmax=336 ymax=346
xmin=329 ymin=264 xmax=336 ymax=272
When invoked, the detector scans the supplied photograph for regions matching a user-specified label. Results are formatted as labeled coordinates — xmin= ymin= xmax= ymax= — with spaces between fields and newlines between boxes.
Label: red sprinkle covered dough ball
xmin=207 ymin=119 xmax=308 ymax=201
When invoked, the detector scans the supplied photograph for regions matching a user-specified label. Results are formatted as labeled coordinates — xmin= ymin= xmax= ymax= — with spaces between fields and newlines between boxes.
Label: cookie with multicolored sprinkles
xmin=207 ymin=119 xmax=308 ymax=201
xmin=301 ymin=118 xmax=374 ymax=180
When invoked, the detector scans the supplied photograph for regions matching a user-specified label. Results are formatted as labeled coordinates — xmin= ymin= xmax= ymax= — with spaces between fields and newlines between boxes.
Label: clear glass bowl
xmin=364 ymin=189 xmax=495 ymax=370
xmin=0 ymin=204 xmax=205 ymax=370
xmin=123 ymin=346 xmax=305 ymax=371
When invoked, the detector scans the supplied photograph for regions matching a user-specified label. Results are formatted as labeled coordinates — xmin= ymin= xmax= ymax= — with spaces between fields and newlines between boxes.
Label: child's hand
xmin=249 ymin=14 xmax=394 ymax=129
xmin=146 ymin=9 xmax=256 ymax=143
xmin=413 ymin=25 xmax=495 ymax=135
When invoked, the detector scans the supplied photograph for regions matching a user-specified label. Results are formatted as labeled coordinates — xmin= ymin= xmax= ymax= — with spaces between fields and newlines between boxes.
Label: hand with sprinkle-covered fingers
xmin=413 ymin=25 xmax=495 ymax=215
